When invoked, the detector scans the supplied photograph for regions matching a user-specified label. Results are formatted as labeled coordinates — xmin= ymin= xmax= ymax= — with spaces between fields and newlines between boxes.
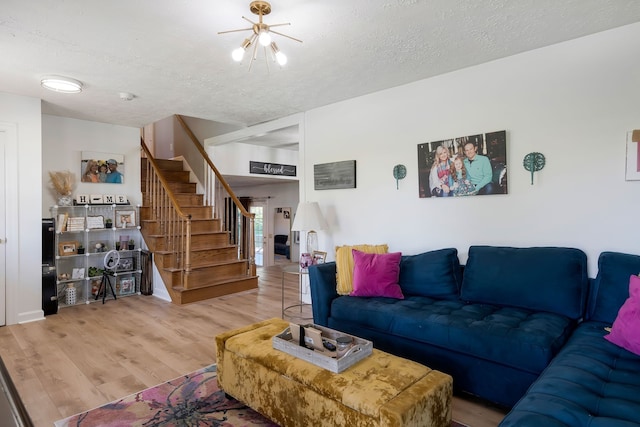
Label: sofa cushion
xmin=274 ymin=234 xmax=288 ymax=245
xmin=589 ymin=251 xmax=640 ymax=324
xmin=350 ymin=250 xmax=404 ymax=299
xmin=461 ymin=246 xmax=588 ymax=319
xmin=398 ymin=248 xmax=461 ymax=299
xmin=329 ymin=295 xmax=574 ymax=374
xmin=604 ymin=275 xmax=640 ymax=356
xmin=335 ymin=244 xmax=388 ymax=295
xmin=499 ymin=322 xmax=640 ymax=427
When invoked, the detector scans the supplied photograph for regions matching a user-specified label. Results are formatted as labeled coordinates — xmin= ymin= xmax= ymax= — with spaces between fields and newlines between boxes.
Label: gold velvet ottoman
xmin=215 ymin=318 xmax=452 ymax=427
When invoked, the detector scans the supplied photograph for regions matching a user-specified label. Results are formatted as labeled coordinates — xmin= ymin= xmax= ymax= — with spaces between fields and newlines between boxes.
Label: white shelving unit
xmin=50 ymin=204 xmax=142 ymax=307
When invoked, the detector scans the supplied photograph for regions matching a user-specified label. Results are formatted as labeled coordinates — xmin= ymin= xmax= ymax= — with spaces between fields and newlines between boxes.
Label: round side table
xmin=282 ymin=265 xmax=313 ymax=321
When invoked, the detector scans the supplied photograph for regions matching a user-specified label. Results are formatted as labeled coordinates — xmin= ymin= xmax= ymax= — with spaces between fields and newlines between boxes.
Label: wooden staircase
xmin=140 ymin=157 xmax=258 ymax=304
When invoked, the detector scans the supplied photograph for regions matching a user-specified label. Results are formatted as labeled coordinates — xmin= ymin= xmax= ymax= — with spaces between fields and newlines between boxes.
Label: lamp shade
xmin=291 ymin=202 xmax=327 ymax=232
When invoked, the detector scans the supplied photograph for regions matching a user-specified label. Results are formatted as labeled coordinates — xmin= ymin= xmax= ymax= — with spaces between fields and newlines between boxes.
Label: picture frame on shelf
xmin=312 ymin=251 xmax=327 ymax=264
xmin=86 ymin=215 xmax=105 ymax=229
xmin=120 ymin=277 xmax=135 ymax=294
xmin=117 ymin=257 xmax=134 ymax=272
xmin=71 ymin=268 xmax=85 ymax=279
xmin=59 ymin=241 xmax=78 ymax=256
xmin=115 ymin=210 xmax=136 ymax=228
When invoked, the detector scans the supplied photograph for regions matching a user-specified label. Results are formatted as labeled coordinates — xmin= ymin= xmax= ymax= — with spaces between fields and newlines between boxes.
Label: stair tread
xmin=163 ymin=259 xmax=249 ymax=272
xmin=147 ymin=231 xmax=227 ymax=238
xmin=151 ymin=245 xmax=236 ymax=254
xmin=141 ymin=217 xmax=218 ymax=224
xmin=172 ymin=275 xmax=258 ymax=291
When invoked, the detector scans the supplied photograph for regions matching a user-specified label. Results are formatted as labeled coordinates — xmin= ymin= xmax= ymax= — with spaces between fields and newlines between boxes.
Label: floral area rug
xmin=54 ymin=364 xmax=278 ymax=427
xmin=55 ymin=363 xmax=470 ymax=426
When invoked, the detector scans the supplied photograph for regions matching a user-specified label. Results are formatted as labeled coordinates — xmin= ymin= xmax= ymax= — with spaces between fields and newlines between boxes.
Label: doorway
xmin=250 ymin=202 xmax=267 ymax=267
xmin=274 ymin=207 xmax=292 ymax=265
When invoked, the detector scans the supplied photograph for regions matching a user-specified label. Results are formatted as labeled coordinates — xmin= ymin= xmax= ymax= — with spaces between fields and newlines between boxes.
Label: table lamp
xmin=291 ymin=201 xmax=327 ymax=267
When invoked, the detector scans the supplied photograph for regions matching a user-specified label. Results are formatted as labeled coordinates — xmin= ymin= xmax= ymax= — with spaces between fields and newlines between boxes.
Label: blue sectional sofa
xmin=499 ymin=251 xmax=640 ymax=426
xmin=309 ymin=246 xmax=640 ymax=424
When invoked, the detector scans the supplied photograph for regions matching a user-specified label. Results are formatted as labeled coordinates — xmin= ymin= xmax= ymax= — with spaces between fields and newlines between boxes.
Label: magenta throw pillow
xmin=604 ymin=275 xmax=640 ymax=356
xmin=350 ymin=249 xmax=404 ymax=299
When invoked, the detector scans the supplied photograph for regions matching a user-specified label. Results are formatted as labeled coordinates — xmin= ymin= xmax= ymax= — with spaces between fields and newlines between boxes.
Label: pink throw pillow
xmin=350 ymin=249 xmax=404 ymax=299
xmin=605 ymin=275 xmax=640 ymax=356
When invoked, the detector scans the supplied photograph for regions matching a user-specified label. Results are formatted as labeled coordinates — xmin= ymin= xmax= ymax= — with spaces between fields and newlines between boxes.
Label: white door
xmin=0 ymin=130 xmax=6 ymax=326
xmin=249 ymin=204 xmax=266 ymax=267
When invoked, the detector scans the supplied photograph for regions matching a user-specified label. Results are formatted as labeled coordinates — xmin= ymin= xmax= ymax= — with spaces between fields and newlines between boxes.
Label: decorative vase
xmin=58 ymin=195 xmax=73 ymax=206
xmin=65 ymin=283 xmax=77 ymax=305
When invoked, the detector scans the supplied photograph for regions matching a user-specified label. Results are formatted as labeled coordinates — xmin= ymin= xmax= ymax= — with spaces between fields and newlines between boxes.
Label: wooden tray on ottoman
xmin=273 ymin=323 xmax=373 ymax=373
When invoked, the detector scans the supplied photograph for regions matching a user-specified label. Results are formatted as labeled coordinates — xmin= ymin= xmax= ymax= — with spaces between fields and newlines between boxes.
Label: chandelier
xmin=219 ymin=1 xmax=302 ymax=71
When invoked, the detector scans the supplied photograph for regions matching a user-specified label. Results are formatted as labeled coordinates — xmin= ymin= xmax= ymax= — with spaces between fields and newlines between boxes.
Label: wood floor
xmin=0 ymin=264 xmax=507 ymax=427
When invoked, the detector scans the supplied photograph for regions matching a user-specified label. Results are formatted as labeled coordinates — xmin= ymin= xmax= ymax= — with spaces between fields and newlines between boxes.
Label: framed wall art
xmin=81 ymin=151 xmax=124 ymax=184
xmin=314 ymin=160 xmax=356 ymax=190
xmin=418 ymin=130 xmax=508 ymax=198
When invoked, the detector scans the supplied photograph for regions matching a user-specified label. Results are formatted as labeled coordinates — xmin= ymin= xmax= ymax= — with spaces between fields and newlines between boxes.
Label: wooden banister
xmin=175 ymin=114 xmax=253 ymax=219
xmin=140 ymin=139 xmax=193 ymax=280
xmin=174 ymin=114 xmax=255 ymax=270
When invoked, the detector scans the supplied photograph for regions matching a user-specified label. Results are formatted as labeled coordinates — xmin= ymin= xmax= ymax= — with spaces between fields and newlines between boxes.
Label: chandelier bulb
xmin=276 ymin=51 xmax=287 ymax=66
xmin=271 ymin=42 xmax=287 ymax=66
xmin=258 ymin=30 xmax=271 ymax=46
xmin=232 ymin=47 xmax=245 ymax=62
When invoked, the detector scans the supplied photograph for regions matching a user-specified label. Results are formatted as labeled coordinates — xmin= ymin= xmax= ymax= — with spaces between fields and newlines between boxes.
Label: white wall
xmin=42 ymin=115 xmax=142 ymax=217
xmin=0 ymin=92 xmax=43 ymax=324
xmin=211 ymin=142 xmax=298 ymax=179
xmin=302 ymin=23 xmax=640 ymax=277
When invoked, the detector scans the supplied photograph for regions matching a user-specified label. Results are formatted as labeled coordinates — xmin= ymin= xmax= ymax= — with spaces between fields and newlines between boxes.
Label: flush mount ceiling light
xmin=40 ymin=76 xmax=83 ymax=93
xmin=219 ymin=1 xmax=302 ymax=71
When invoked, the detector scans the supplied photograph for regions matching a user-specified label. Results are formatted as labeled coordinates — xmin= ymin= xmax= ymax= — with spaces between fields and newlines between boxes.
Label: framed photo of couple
xmin=417 ymin=130 xmax=507 ymax=198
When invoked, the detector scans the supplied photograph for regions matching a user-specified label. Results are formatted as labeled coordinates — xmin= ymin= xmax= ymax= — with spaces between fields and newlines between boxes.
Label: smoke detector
xmin=119 ymin=92 xmax=135 ymax=101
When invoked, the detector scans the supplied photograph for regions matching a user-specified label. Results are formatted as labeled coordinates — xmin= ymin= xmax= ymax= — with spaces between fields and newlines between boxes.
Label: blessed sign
xmin=249 ymin=161 xmax=296 ymax=177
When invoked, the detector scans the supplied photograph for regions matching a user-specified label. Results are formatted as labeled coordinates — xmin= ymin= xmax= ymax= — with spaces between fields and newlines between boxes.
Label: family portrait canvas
xmin=81 ymin=151 xmax=124 ymax=184
xmin=418 ymin=130 xmax=508 ymax=198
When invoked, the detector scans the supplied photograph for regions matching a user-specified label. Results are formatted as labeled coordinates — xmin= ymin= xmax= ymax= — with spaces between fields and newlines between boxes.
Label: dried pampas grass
xmin=49 ymin=170 xmax=75 ymax=196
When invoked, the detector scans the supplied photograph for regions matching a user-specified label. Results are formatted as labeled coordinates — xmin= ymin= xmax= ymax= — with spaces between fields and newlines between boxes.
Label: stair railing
xmin=140 ymin=138 xmax=193 ymax=284
xmin=175 ymin=115 xmax=256 ymax=273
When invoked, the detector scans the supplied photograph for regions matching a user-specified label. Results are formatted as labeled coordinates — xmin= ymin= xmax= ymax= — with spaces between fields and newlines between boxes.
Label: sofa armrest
xmin=309 ymin=262 xmax=338 ymax=327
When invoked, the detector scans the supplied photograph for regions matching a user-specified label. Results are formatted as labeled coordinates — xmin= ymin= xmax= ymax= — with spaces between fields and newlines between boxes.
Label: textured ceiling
xmin=2 ymin=0 xmax=640 ymax=129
